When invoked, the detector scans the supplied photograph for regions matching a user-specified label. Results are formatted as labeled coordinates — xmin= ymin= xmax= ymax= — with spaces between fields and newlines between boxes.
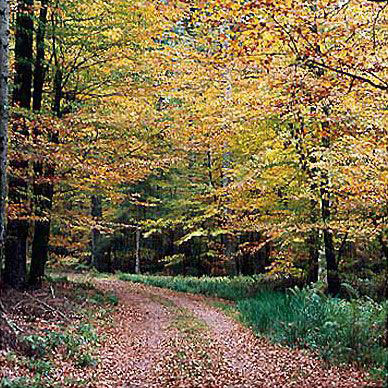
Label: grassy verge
xmin=119 ymin=273 xmax=387 ymax=381
xmin=117 ymin=273 xmax=277 ymax=300
xmin=238 ymin=289 xmax=387 ymax=381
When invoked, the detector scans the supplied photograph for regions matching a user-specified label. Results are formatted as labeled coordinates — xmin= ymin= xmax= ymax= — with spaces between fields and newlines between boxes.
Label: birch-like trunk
xmin=135 ymin=227 xmax=141 ymax=274
xmin=317 ymin=229 xmax=327 ymax=285
xmin=0 ymin=0 xmax=9 ymax=270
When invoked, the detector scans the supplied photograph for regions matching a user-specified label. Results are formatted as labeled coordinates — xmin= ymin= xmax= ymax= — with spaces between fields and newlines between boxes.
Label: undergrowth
xmin=238 ymin=288 xmax=387 ymax=381
xmin=0 ymin=275 xmax=118 ymax=388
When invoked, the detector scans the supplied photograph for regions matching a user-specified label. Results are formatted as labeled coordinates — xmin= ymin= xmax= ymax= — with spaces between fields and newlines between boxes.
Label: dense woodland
xmin=0 ymin=0 xmax=386 ymax=295
xmin=0 ymin=0 xmax=387 ymax=386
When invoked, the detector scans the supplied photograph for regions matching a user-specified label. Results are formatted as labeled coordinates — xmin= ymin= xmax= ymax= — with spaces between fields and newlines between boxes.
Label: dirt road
xmin=67 ymin=278 xmax=377 ymax=388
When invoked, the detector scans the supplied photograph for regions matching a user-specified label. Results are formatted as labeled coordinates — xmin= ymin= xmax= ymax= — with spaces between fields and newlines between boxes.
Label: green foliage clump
xmin=89 ymin=291 xmax=119 ymax=306
xmin=22 ymin=323 xmax=99 ymax=360
xmin=238 ymin=288 xmax=387 ymax=375
xmin=75 ymin=353 xmax=98 ymax=368
xmin=1 ymin=323 xmax=100 ymax=387
xmin=0 ymin=377 xmax=45 ymax=388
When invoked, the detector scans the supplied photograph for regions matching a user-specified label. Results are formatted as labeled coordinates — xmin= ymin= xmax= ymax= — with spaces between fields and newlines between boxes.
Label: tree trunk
xmin=12 ymin=0 xmax=34 ymax=109
xmin=135 ymin=227 xmax=141 ymax=274
xmin=32 ymin=0 xmax=48 ymax=112
xmin=324 ymin=229 xmax=340 ymax=296
xmin=52 ymin=68 xmax=63 ymax=118
xmin=4 ymin=220 xmax=28 ymax=289
xmin=4 ymin=0 xmax=34 ymax=289
xmin=317 ymin=229 xmax=327 ymax=285
xmin=306 ymin=230 xmax=319 ymax=284
xmin=320 ymin=135 xmax=341 ymax=296
xmin=0 ymin=0 xmax=9 ymax=273
xmin=91 ymin=195 xmax=106 ymax=272
xmin=220 ymin=26 xmax=237 ymax=274
xmin=28 ymin=164 xmax=54 ymax=287
xmin=29 ymin=0 xmax=51 ymax=287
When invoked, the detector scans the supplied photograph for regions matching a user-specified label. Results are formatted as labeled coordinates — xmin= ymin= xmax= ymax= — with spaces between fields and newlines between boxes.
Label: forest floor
xmin=0 ymin=274 xmax=382 ymax=387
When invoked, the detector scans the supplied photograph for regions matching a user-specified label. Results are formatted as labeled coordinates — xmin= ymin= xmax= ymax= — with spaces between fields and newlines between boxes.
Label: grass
xmin=148 ymin=293 xmax=176 ymax=308
xmin=117 ymin=273 xmax=273 ymax=300
xmin=119 ymin=273 xmax=387 ymax=380
xmin=207 ymin=301 xmax=240 ymax=320
xmin=238 ymin=289 xmax=387 ymax=373
xmin=142 ymin=291 xmax=208 ymax=337
xmin=170 ymin=307 xmax=208 ymax=337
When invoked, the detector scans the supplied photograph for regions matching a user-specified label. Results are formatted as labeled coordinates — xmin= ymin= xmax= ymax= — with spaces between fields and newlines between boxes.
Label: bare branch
xmin=307 ymin=60 xmax=388 ymax=91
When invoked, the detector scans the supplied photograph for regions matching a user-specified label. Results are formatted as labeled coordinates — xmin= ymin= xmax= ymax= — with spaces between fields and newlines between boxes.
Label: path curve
xmin=69 ymin=278 xmax=380 ymax=388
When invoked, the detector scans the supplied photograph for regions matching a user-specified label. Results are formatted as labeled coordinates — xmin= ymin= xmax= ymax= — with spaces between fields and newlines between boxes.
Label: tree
xmin=0 ymin=0 xmax=9 ymax=274
xmin=4 ymin=0 xmax=34 ymax=289
xmin=146 ymin=0 xmax=386 ymax=291
xmin=28 ymin=0 xmax=50 ymax=287
xmin=29 ymin=0 xmax=166 ymax=282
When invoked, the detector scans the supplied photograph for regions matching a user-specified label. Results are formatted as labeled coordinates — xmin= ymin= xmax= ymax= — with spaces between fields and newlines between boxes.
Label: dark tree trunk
xmin=4 ymin=0 xmax=34 ymax=289
xmin=307 ymin=229 xmax=319 ymax=284
xmin=320 ymin=135 xmax=341 ymax=296
xmin=5 ymin=149 xmax=30 ymax=289
xmin=29 ymin=0 xmax=51 ymax=288
xmin=29 ymin=220 xmax=51 ymax=287
xmin=12 ymin=0 xmax=34 ymax=109
xmin=4 ymin=220 xmax=28 ymax=289
xmin=91 ymin=195 xmax=109 ymax=272
xmin=52 ymin=68 xmax=63 ymax=118
xmin=324 ymin=228 xmax=340 ymax=296
xmin=32 ymin=0 xmax=48 ymax=112
xmin=4 ymin=219 xmax=29 ymax=290
xmin=29 ymin=164 xmax=54 ymax=287
xmin=0 ymin=0 xmax=9 ymax=272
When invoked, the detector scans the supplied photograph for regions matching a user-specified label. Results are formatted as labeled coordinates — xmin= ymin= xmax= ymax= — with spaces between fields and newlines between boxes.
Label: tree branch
xmin=306 ymin=60 xmax=388 ymax=91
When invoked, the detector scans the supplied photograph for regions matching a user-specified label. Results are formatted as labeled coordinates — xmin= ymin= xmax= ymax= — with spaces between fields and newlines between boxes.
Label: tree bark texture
xmin=4 ymin=0 xmax=34 ymax=289
xmin=0 ymin=0 xmax=9 ymax=272
xmin=135 ymin=227 xmax=141 ymax=274
xmin=32 ymin=0 xmax=48 ymax=112
xmin=320 ymin=134 xmax=341 ymax=296
xmin=29 ymin=0 xmax=52 ymax=287
xmin=13 ymin=0 xmax=34 ymax=109
xmin=91 ymin=195 xmax=110 ymax=272
xmin=29 ymin=164 xmax=54 ymax=287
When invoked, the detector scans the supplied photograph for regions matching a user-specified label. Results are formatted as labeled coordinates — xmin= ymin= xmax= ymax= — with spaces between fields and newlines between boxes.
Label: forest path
xmin=74 ymin=276 xmax=377 ymax=388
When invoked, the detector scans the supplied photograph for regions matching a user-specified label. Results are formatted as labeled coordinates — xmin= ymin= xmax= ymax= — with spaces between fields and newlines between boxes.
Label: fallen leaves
xmin=0 ymin=277 xmax=382 ymax=387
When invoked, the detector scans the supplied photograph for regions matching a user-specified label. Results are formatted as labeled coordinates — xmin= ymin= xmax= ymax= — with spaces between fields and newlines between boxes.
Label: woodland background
xmin=0 ymin=0 xmax=387 ymax=386
xmin=0 ymin=0 xmax=386 ymax=296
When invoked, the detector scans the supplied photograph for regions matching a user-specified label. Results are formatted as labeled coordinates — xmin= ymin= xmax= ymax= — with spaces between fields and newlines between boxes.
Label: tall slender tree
xmin=4 ymin=0 xmax=34 ymax=289
xmin=32 ymin=0 xmax=48 ymax=112
xmin=29 ymin=0 xmax=51 ymax=287
xmin=12 ymin=0 xmax=34 ymax=109
xmin=0 ymin=0 xmax=10 ymax=275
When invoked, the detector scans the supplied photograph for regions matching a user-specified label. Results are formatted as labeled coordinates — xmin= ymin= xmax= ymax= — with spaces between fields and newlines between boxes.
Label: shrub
xmin=75 ymin=352 xmax=98 ymax=368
